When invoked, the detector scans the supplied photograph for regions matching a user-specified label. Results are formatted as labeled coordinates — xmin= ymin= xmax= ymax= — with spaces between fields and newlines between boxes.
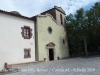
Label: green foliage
xmin=66 ymin=2 xmax=100 ymax=56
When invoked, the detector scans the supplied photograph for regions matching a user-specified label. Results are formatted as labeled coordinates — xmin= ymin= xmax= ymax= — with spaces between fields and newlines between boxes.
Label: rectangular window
xmin=63 ymin=39 xmax=65 ymax=44
xmin=21 ymin=26 xmax=32 ymax=39
xmin=60 ymin=14 xmax=63 ymax=25
xmin=24 ymin=28 xmax=30 ymax=37
xmin=24 ymin=49 xmax=31 ymax=58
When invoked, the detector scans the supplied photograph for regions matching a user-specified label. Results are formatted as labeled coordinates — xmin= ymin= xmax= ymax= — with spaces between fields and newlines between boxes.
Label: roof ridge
xmin=0 ymin=9 xmax=32 ymax=20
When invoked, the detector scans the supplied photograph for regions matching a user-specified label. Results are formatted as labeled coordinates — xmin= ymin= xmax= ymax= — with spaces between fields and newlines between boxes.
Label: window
xmin=21 ymin=26 xmax=32 ymax=39
xmin=60 ymin=14 xmax=63 ymax=25
xmin=48 ymin=27 xmax=52 ymax=34
xmin=24 ymin=28 xmax=30 ymax=37
xmin=24 ymin=49 xmax=31 ymax=58
xmin=63 ymin=39 xmax=65 ymax=44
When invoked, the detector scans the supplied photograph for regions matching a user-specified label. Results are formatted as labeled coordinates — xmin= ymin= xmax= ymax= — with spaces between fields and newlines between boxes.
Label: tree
xmin=75 ymin=8 xmax=88 ymax=56
xmin=66 ymin=2 xmax=100 ymax=57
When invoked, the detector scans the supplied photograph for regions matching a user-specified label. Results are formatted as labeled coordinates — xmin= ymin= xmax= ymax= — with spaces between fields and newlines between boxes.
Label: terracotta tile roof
xmin=40 ymin=6 xmax=66 ymax=15
xmin=0 ymin=9 xmax=33 ymax=20
xmin=31 ymin=6 xmax=66 ymax=22
xmin=10 ymin=11 xmax=21 ymax=15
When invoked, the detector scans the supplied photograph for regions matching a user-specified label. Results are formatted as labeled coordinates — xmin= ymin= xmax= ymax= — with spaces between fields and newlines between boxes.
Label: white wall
xmin=0 ymin=13 xmax=35 ymax=70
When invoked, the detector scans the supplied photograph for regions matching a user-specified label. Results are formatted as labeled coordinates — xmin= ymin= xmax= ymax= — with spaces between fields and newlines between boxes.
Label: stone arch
xmin=46 ymin=42 xmax=55 ymax=47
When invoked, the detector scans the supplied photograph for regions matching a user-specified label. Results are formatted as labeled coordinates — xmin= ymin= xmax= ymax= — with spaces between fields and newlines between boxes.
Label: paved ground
xmin=1 ymin=57 xmax=100 ymax=75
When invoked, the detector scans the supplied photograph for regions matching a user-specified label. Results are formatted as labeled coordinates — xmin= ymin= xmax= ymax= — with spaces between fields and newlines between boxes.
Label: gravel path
xmin=1 ymin=57 xmax=100 ymax=75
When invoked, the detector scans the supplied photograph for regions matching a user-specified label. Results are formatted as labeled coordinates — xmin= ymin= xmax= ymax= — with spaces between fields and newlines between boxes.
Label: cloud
xmin=0 ymin=0 xmax=15 ymax=11
xmin=0 ymin=0 xmax=99 ymax=17
xmin=63 ymin=0 xmax=100 ymax=15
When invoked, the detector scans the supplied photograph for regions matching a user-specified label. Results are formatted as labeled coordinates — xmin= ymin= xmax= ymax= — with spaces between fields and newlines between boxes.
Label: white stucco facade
xmin=0 ymin=13 xmax=35 ymax=70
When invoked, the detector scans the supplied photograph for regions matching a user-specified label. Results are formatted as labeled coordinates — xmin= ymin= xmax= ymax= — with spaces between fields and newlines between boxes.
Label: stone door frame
xmin=45 ymin=42 xmax=56 ymax=61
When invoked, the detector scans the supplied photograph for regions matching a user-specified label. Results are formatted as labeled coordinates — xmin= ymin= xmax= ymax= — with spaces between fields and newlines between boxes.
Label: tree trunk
xmin=84 ymin=37 xmax=88 ymax=57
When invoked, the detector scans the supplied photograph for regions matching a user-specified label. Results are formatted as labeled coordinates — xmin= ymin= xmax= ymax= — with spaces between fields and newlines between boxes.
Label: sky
xmin=0 ymin=0 xmax=99 ymax=17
